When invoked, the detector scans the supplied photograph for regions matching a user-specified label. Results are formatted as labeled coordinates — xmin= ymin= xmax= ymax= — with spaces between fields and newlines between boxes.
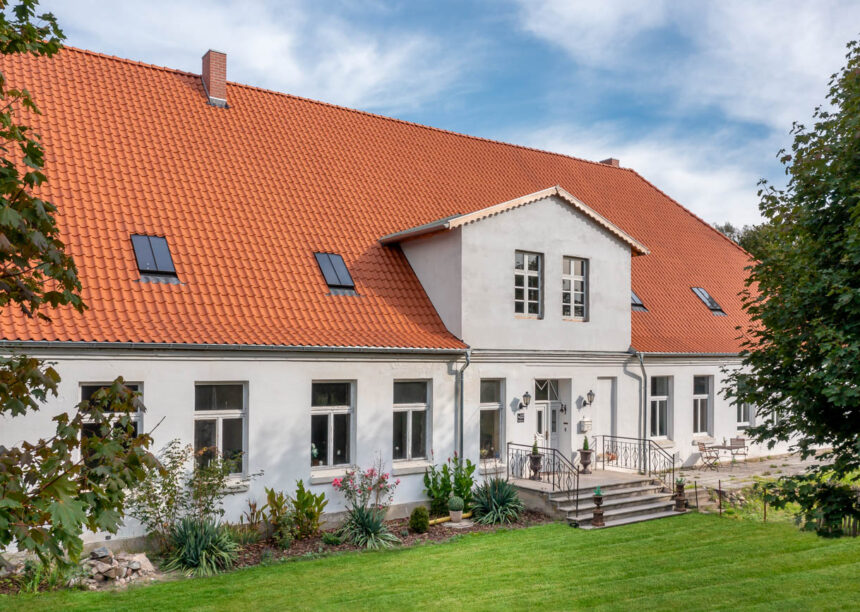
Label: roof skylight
xmin=131 ymin=235 xmax=176 ymax=276
xmin=314 ymin=252 xmax=355 ymax=292
xmin=631 ymin=291 xmax=648 ymax=312
xmin=691 ymin=287 xmax=726 ymax=316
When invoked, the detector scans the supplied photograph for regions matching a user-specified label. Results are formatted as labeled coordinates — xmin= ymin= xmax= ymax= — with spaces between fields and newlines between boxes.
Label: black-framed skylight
xmin=131 ymin=235 xmax=176 ymax=276
xmin=631 ymin=291 xmax=648 ymax=312
xmin=691 ymin=287 xmax=726 ymax=316
xmin=314 ymin=252 xmax=355 ymax=291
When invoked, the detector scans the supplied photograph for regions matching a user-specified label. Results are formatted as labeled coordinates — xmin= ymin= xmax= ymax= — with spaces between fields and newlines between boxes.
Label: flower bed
xmin=233 ymin=510 xmax=552 ymax=568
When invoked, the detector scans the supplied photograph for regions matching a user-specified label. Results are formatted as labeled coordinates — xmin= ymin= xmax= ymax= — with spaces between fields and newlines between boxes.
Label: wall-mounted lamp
xmin=560 ymin=403 xmax=568 ymax=414
xmin=519 ymin=391 xmax=531 ymax=410
xmin=583 ymin=390 xmax=595 ymax=407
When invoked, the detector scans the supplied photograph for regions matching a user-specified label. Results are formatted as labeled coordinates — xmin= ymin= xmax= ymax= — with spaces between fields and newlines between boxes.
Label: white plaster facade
xmin=1 ymin=194 xmax=786 ymax=545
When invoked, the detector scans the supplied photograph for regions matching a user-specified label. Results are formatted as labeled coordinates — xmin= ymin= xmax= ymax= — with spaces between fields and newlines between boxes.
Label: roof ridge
xmin=618 ymin=166 xmax=756 ymax=261
xmin=58 ymin=44 xmax=631 ymax=173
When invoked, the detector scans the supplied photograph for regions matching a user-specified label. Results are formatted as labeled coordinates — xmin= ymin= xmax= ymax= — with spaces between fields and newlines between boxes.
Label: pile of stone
xmin=80 ymin=547 xmax=156 ymax=589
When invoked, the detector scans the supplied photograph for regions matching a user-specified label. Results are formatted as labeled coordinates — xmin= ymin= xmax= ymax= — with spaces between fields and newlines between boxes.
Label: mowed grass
xmin=5 ymin=513 xmax=859 ymax=611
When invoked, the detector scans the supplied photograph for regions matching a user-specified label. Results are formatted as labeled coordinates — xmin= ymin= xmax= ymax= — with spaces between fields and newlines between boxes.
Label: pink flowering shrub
xmin=332 ymin=457 xmax=400 ymax=512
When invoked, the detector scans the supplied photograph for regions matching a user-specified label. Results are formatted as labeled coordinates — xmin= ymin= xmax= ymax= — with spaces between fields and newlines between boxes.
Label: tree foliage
xmin=726 ymin=39 xmax=860 ymax=483
xmin=712 ymin=221 xmax=775 ymax=260
xmin=0 ymin=1 xmax=156 ymax=564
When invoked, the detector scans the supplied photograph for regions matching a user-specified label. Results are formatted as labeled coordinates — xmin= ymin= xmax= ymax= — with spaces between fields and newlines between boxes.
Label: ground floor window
xmin=479 ymin=379 xmax=503 ymax=459
xmin=649 ymin=376 xmax=670 ymax=437
xmin=393 ymin=380 xmax=429 ymax=460
xmin=737 ymin=402 xmax=751 ymax=428
xmin=693 ymin=375 xmax=710 ymax=435
xmin=80 ymin=382 xmax=141 ymax=467
xmin=194 ymin=383 xmax=246 ymax=474
xmin=311 ymin=381 xmax=353 ymax=467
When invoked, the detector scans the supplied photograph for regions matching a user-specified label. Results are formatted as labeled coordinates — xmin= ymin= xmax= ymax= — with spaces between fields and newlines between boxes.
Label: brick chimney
xmin=600 ymin=158 xmax=620 ymax=168
xmin=202 ymin=50 xmax=227 ymax=107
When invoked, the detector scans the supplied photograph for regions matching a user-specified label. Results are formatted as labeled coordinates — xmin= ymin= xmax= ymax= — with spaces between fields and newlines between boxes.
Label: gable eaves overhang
xmin=378 ymin=186 xmax=650 ymax=256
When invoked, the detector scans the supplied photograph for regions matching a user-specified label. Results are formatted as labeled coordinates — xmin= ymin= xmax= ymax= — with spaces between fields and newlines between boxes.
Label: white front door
xmin=535 ymin=379 xmax=562 ymax=452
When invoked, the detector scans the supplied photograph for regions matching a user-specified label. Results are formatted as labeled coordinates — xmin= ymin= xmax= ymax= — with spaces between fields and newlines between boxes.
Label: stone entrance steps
xmin=513 ymin=472 xmax=685 ymax=529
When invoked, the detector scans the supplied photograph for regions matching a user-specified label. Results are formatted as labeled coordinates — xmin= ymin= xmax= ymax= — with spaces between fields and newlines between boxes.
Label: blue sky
xmin=45 ymin=1 xmax=860 ymax=226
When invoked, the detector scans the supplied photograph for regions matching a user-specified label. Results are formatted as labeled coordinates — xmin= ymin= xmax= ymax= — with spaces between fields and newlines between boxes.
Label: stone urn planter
xmin=579 ymin=448 xmax=594 ymax=474
xmin=674 ymin=479 xmax=687 ymax=512
xmin=529 ymin=452 xmax=543 ymax=480
xmin=592 ymin=487 xmax=605 ymax=527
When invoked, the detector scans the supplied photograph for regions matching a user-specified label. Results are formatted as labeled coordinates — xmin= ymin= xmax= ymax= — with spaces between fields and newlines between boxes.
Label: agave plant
xmin=164 ymin=517 xmax=239 ymax=577
xmin=341 ymin=505 xmax=399 ymax=549
xmin=472 ymin=478 xmax=525 ymax=525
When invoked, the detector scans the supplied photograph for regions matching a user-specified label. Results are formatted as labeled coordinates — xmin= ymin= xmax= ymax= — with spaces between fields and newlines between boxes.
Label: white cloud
xmin=518 ymin=123 xmax=773 ymax=226
xmin=46 ymin=0 xmax=467 ymax=113
xmin=515 ymin=0 xmax=860 ymax=130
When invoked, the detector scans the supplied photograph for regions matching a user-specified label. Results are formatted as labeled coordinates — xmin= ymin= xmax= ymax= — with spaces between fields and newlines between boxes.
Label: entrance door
xmin=535 ymin=379 xmax=561 ymax=451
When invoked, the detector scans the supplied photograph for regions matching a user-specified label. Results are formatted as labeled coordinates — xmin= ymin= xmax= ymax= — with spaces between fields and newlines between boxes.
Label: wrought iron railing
xmin=599 ymin=435 xmax=676 ymax=494
xmin=507 ymin=442 xmax=581 ymax=515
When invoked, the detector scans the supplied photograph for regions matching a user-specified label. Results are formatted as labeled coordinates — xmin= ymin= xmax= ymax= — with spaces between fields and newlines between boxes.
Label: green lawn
xmin=5 ymin=513 xmax=859 ymax=611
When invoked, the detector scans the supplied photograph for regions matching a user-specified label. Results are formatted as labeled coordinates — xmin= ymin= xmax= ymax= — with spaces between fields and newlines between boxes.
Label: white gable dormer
xmin=381 ymin=187 xmax=648 ymax=352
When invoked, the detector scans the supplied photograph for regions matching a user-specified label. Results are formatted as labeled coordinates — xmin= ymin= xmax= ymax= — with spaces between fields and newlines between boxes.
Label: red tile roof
xmin=1 ymin=47 xmax=753 ymax=353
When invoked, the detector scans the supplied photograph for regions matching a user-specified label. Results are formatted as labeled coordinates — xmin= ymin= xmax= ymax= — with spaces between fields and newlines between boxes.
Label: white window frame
xmin=479 ymin=379 xmax=504 ymax=460
xmin=737 ymin=402 xmax=751 ymax=428
xmin=562 ymin=256 xmax=588 ymax=320
xmin=649 ymin=376 xmax=670 ymax=438
xmin=310 ymin=381 xmax=354 ymax=468
xmin=79 ymin=382 xmax=143 ymax=461
xmin=193 ymin=382 xmax=248 ymax=476
xmin=693 ymin=376 xmax=711 ymax=435
xmin=393 ymin=380 xmax=431 ymax=462
xmin=514 ymin=250 xmax=543 ymax=317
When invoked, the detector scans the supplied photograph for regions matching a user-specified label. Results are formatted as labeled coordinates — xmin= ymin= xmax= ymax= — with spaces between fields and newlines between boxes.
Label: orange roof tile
xmin=0 ymin=47 xmax=753 ymax=353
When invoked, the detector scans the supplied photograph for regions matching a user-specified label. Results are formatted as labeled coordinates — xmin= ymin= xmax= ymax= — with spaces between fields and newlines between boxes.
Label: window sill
xmin=692 ymin=435 xmax=714 ymax=445
xmin=514 ymin=315 xmax=542 ymax=320
xmin=309 ymin=466 xmax=350 ymax=485
xmin=479 ymin=462 xmax=506 ymax=475
xmin=224 ymin=477 xmax=251 ymax=494
xmin=562 ymin=318 xmax=587 ymax=323
xmin=651 ymin=438 xmax=675 ymax=449
xmin=392 ymin=460 xmax=431 ymax=476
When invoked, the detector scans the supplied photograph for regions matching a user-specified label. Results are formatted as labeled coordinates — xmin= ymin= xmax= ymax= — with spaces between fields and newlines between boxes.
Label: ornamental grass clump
xmin=164 ymin=517 xmax=238 ymax=577
xmin=332 ymin=456 xmax=401 ymax=549
xmin=472 ymin=477 xmax=525 ymax=525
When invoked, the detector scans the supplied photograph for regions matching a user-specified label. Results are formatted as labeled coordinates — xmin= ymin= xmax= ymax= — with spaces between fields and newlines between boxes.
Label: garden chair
xmin=697 ymin=442 xmax=720 ymax=471
xmin=729 ymin=438 xmax=748 ymax=463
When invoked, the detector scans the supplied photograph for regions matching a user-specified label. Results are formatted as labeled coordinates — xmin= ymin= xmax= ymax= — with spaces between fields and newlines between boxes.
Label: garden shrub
xmin=472 ymin=478 xmax=525 ymax=525
xmin=164 ymin=517 xmax=238 ymax=577
xmin=333 ymin=456 xmax=401 ymax=549
xmin=423 ymin=452 xmax=476 ymax=515
xmin=292 ymin=480 xmax=328 ymax=539
xmin=409 ymin=506 xmax=429 ymax=533
xmin=448 ymin=496 xmax=464 ymax=512
xmin=225 ymin=523 xmax=260 ymax=546
xmin=321 ymin=531 xmax=343 ymax=546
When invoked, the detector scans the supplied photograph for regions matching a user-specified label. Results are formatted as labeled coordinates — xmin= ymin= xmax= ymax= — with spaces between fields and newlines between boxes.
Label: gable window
xmin=649 ymin=376 xmax=670 ymax=438
xmin=479 ymin=379 xmax=504 ymax=459
xmin=311 ymin=381 xmax=353 ymax=467
xmin=631 ymin=291 xmax=648 ymax=312
xmin=194 ymin=383 xmax=246 ymax=475
xmin=393 ymin=381 xmax=430 ymax=461
xmin=514 ymin=251 xmax=542 ymax=316
xmin=314 ymin=252 xmax=356 ymax=294
xmin=131 ymin=235 xmax=176 ymax=276
xmin=562 ymin=257 xmax=588 ymax=319
xmin=691 ymin=287 xmax=726 ymax=316
xmin=693 ymin=376 xmax=711 ymax=435
xmin=80 ymin=383 xmax=142 ymax=467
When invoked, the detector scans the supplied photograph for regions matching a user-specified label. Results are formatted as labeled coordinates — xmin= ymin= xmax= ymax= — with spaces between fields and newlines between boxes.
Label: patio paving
xmin=679 ymin=450 xmax=830 ymax=492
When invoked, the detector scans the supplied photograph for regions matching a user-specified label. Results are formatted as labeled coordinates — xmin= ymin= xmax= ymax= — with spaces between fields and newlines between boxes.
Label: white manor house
xmin=1 ymin=48 xmax=784 ymax=541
